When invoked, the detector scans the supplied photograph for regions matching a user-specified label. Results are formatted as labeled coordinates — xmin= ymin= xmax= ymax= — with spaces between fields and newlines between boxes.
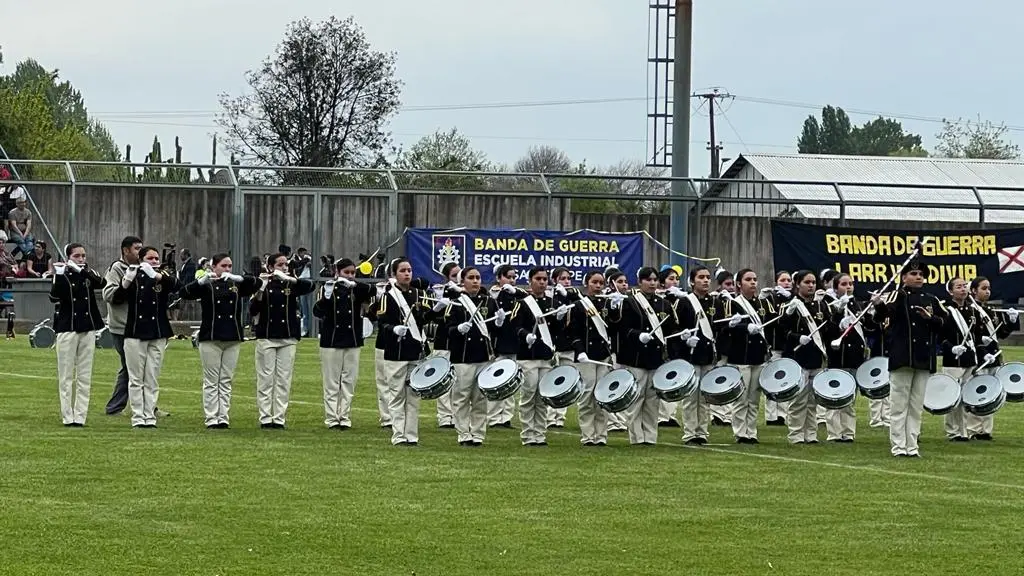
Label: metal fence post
xmin=970 ymin=186 xmax=985 ymax=228
xmin=385 ymin=169 xmax=400 ymax=251
xmin=833 ymin=183 xmax=846 ymax=225
xmin=65 ymin=162 xmax=76 ymax=245
xmin=227 ymin=166 xmax=243 ymax=260
xmin=539 ymin=174 xmax=553 ymax=231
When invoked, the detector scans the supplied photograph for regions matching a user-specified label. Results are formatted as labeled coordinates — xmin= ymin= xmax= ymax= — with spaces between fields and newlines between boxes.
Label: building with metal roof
xmin=703 ymin=153 xmax=1024 ymax=224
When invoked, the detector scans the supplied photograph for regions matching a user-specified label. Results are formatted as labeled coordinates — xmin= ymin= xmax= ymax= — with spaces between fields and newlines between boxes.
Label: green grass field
xmin=2 ymin=337 xmax=1024 ymax=576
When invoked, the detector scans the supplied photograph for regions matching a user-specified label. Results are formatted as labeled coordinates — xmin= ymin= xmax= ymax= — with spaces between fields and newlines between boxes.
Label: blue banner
xmin=407 ymin=228 xmax=645 ymax=285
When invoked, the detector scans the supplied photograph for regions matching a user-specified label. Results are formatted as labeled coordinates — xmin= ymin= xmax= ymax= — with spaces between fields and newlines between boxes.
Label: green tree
xmin=934 ymin=116 xmax=1020 ymax=160
xmin=853 ymin=117 xmax=927 ymax=157
xmin=393 ymin=128 xmax=490 ymax=191
xmin=798 ymin=106 xmax=925 ymax=157
xmin=567 ymin=160 xmax=669 ymax=215
xmin=0 ymin=81 xmax=97 ymax=178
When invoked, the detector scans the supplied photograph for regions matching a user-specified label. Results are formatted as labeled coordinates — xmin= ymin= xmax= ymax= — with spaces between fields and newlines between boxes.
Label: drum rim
xmin=962 ymin=374 xmax=1004 ymax=406
xmin=595 ymin=370 xmax=638 ymax=402
xmin=924 ymin=375 xmax=961 ymax=407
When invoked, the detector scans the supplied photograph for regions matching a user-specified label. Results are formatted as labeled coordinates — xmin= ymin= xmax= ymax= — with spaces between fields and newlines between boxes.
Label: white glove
xmin=65 ymin=261 xmax=81 ymax=273
xmin=323 ymin=281 xmax=335 ymax=299
xmin=760 ymin=287 xmax=773 ymax=297
xmin=224 ymin=273 xmax=244 ymax=283
xmin=680 ymin=328 xmax=695 ymax=339
xmin=446 ymin=281 xmax=463 ymax=294
xmin=140 ymin=262 xmax=158 ymax=279
xmin=813 ymin=290 xmax=825 ymax=303
xmin=639 ymin=332 xmax=653 ymax=344
xmin=839 ymin=316 xmax=853 ymax=331
xmin=668 ymin=286 xmax=685 ymax=298
xmin=747 ymin=323 xmax=762 ymax=335
xmin=554 ymin=284 xmax=567 ymax=297
xmin=686 ymin=335 xmax=700 ymax=348
xmin=775 ymin=286 xmax=791 ymax=298
xmin=831 ymin=294 xmax=852 ymax=310
xmin=609 ymin=292 xmax=625 ymax=309
xmin=984 ymin=353 xmax=997 ymax=365
xmin=53 ymin=263 xmax=66 ymax=275
xmin=577 ymin=352 xmax=590 ymax=363
xmin=122 ymin=266 xmax=138 ymax=288
xmin=556 ymin=304 xmax=571 ymax=320
xmin=495 ymin=308 xmax=507 ymax=327
xmin=785 ymin=303 xmax=798 ymax=316
xmin=457 ymin=322 xmax=472 ymax=335
xmin=258 ymin=278 xmax=269 ymax=292
xmin=799 ymin=335 xmax=812 ymax=346
xmin=728 ymin=313 xmax=743 ymax=327
xmin=1008 ymin=309 xmax=1020 ymax=323
xmin=952 ymin=345 xmax=967 ymax=358
xmin=526 ymin=333 xmax=537 ymax=347
xmin=393 ymin=325 xmax=409 ymax=337
xmin=982 ymin=336 xmax=993 ymax=346
xmin=273 ymin=269 xmax=294 ymax=283
xmin=338 ymin=277 xmax=355 ymax=288
xmin=502 ymin=284 xmax=517 ymax=294
xmin=198 ymin=273 xmax=213 ymax=285
xmin=432 ymin=298 xmax=451 ymax=312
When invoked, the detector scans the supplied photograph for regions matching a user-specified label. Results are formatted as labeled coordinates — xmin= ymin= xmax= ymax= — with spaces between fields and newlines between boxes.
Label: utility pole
xmin=693 ymin=88 xmax=731 ymax=178
xmin=668 ymin=0 xmax=692 ymax=268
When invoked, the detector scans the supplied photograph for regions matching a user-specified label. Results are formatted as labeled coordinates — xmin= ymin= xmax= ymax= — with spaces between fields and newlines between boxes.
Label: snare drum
xmin=652 ymin=359 xmax=697 ymax=403
xmin=95 ymin=326 xmax=115 ymax=349
xmin=923 ymin=373 xmax=961 ymax=415
xmin=995 ymin=362 xmax=1024 ymax=402
xmin=595 ymin=369 xmax=639 ymax=413
xmin=812 ymin=369 xmax=857 ymax=410
xmin=962 ymin=374 xmax=1006 ymax=417
xmin=539 ymin=365 xmax=583 ymax=409
xmin=477 ymin=358 xmax=523 ymax=401
xmin=855 ymin=356 xmax=890 ymax=400
xmin=408 ymin=356 xmax=456 ymax=400
xmin=700 ymin=365 xmax=744 ymax=405
xmin=362 ymin=317 xmax=374 ymax=339
xmin=758 ymin=358 xmax=803 ymax=403
xmin=191 ymin=329 xmax=200 ymax=349
xmin=29 ymin=324 xmax=56 ymax=349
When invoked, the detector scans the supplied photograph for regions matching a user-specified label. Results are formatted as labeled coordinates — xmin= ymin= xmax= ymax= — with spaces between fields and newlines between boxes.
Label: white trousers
xmin=869 ymin=397 xmax=891 ymax=427
xmin=787 ymin=368 xmax=822 ymax=443
xmin=942 ymin=366 xmax=970 ymax=439
xmin=518 ymin=359 xmax=552 ymax=445
xmin=623 ymin=366 xmax=658 ymax=445
xmin=575 ymin=360 xmax=610 ymax=444
xmin=321 ymin=347 xmax=361 ymax=427
xmin=434 ymin=350 xmax=454 ymax=426
xmin=547 ymin=352 xmax=573 ymax=426
xmin=382 ymin=359 xmax=419 ymax=444
xmin=824 ymin=369 xmax=856 ymax=441
xmin=255 ymin=339 xmax=297 ymax=425
xmin=659 ymin=399 xmax=680 ymax=423
xmin=56 ymin=331 xmax=95 ymax=425
xmin=124 ymin=338 xmax=167 ymax=427
xmin=606 ymin=358 xmax=629 ymax=431
xmin=374 ymin=349 xmax=392 ymax=426
xmin=730 ymin=364 xmax=765 ymax=440
xmin=890 ymin=367 xmax=929 ymax=456
xmin=453 ymin=362 xmax=488 ymax=443
xmin=681 ymin=364 xmax=713 ymax=442
xmin=766 ymin=352 xmax=789 ymax=423
xmin=199 ymin=341 xmax=241 ymax=426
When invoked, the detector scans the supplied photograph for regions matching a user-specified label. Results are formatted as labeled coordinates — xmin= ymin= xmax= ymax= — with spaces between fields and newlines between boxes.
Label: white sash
xmin=948 ymin=305 xmax=973 ymax=345
xmin=685 ymin=293 xmax=714 ymax=340
xmin=731 ymin=295 xmax=763 ymax=327
xmin=523 ymin=295 xmax=553 ymax=350
xmin=389 ymin=286 xmax=425 ymax=342
xmin=793 ymin=299 xmax=826 ymax=355
xmin=459 ymin=292 xmax=490 ymax=341
xmin=632 ymin=291 xmax=666 ymax=344
xmin=971 ymin=301 xmax=998 ymax=338
xmin=579 ymin=296 xmax=611 ymax=345
xmin=843 ymin=305 xmax=866 ymax=345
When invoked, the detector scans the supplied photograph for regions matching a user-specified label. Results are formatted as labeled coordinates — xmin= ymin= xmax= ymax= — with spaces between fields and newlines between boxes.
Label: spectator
xmin=24 ymin=241 xmax=53 ymax=278
xmin=7 ymin=196 xmax=34 ymax=257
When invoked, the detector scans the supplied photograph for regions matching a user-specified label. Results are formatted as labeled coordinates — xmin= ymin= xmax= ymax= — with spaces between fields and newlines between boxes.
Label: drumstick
xmin=970 ymin=349 xmax=1002 ymax=377
xmin=713 ymin=314 xmax=749 ymax=324
xmin=583 ymin=358 xmax=615 ymax=368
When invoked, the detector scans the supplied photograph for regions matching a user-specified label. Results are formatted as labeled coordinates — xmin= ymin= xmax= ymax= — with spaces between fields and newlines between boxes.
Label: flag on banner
xmin=998 ymin=245 xmax=1024 ymax=274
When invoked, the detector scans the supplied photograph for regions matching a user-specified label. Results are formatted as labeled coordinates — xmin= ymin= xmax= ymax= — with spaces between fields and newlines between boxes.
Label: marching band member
xmin=432 ymin=262 xmax=462 ymax=429
xmin=778 ymin=270 xmax=832 ymax=444
xmin=865 ymin=313 xmax=892 ymax=429
xmin=603 ymin=269 xmax=631 ymax=432
xmin=815 ymin=269 xmax=840 ymax=425
xmin=966 ymin=276 xmax=1020 ymax=440
xmin=314 ymin=258 xmax=375 ymax=430
xmin=249 ymin=252 xmax=316 ymax=429
xmin=367 ymin=284 xmax=392 ymax=428
xmin=548 ymin=266 xmax=575 ymax=428
xmin=938 ymin=277 xmax=979 ymax=442
xmin=657 ymin=266 xmax=686 ymax=428
xmin=444 ymin=266 xmax=504 ymax=446
xmin=720 ymin=268 xmax=774 ymax=443
xmin=569 ymin=269 xmax=613 ymax=445
xmin=488 ymin=264 xmax=524 ymax=428
xmin=710 ymin=268 xmax=736 ymax=427
xmin=49 ymin=243 xmax=106 ymax=427
xmin=510 ymin=267 xmax=560 ymax=446
xmin=763 ymin=270 xmax=793 ymax=426
xmin=180 ymin=253 xmax=261 ymax=429
xmin=606 ymin=266 xmax=680 ymax=445
xmin=375 ymin=257 xmax=439 ymax=445
xmin=111 ymin=246 xmax=178 ymax=428
xmin=870 ymin=258 xmax=945 ymax=457
xmin=823 ymin=272 xmax=864 ymax=443
xmin=674 ymin=265 xmax=719 ymax=445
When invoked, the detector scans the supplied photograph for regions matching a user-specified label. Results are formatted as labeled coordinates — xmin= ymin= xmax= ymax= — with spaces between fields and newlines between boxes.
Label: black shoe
xmin=766 ymin=417 xmax=786 ymax=426
xmin=470 ymin=441 xmax=483 ymax=447
xmin=973 ymin=433 xmax=994 ymax=441
xmin=736 ymin=437 xmax=759 ymax=445
xmin=807 ymin=439 xmax=819 ymax=444
xmin=459 ymin=440 xmax=472 ymax=446
xmin=659 ymin=418 xmax=681 ymax=428
xmin=950 ymin=436 xmax=970 ymax=442
xmin=260 ymin=423 xmax=274 ymax=429
xmin=494 ymin=421 xmax=513 ymax=428
xmin=711 ymin=416 xmax=730 ymax=427
xmin=439 ymin=423 xmax=455 ymax=429
xmin=684 ymin=438 xmax=704 ymax=446
xmin=594 ymin=441 xmax=607 ymax=446
xmin=582 ymin=441 xmax=595 ymax=446
xmin=63 ymin=423 xmax=75 ymax=427
xmin=272 ymin=423 xmax=285 ymax=429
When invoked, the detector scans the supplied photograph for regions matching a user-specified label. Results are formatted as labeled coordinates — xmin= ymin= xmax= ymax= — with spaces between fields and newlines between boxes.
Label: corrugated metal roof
xmin=713 ymin=154 xmax=1024 ymax=223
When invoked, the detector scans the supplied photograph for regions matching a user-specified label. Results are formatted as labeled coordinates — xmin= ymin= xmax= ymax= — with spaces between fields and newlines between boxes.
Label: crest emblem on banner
xmin=432 ymin=235 xmax=466 ymax=275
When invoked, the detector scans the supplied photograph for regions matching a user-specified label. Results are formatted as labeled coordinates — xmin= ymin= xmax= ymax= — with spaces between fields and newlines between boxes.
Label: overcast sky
xmin=5 ymin=0 xmax=1022 ymax=177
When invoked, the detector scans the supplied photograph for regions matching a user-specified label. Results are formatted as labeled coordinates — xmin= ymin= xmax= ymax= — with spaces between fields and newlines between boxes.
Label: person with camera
xmin=280 ymin=244 xmax=314 ymax=337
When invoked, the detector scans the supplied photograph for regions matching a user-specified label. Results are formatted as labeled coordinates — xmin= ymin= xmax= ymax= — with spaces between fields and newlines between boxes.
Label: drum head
xmin=478 ymin=358 xmax=519 ymax=391
xmin=595 ymin=369 xmax=636 ymax=403
xmin=701 ymin=366 xmax=742 ymax=395
xmin=856 ymin=357 xmax=890 ymax=391
xmin=962 ymin=374 xmax=1003 ymax=410
xmin=412 ymin=356 xmax=450 ymax=388
xmin=923 ymin=374 xmax=961 ymax=414
xmin=653 ymin=359 xmax=696 ymax=392
xmin=812 ymin=369 xmax=857 ymax=401
xmin=759 ymin=358 xmax=803 ymax=395
xmin=996 ymin=362 xmax=1024 ymax=401
xmin=362 ymin=317 xmax=374 ymax=339
xmin=30 ymin=326 xmax=56 ymax=348
xmin=540 ymin=365 xmax=580 ymax=397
